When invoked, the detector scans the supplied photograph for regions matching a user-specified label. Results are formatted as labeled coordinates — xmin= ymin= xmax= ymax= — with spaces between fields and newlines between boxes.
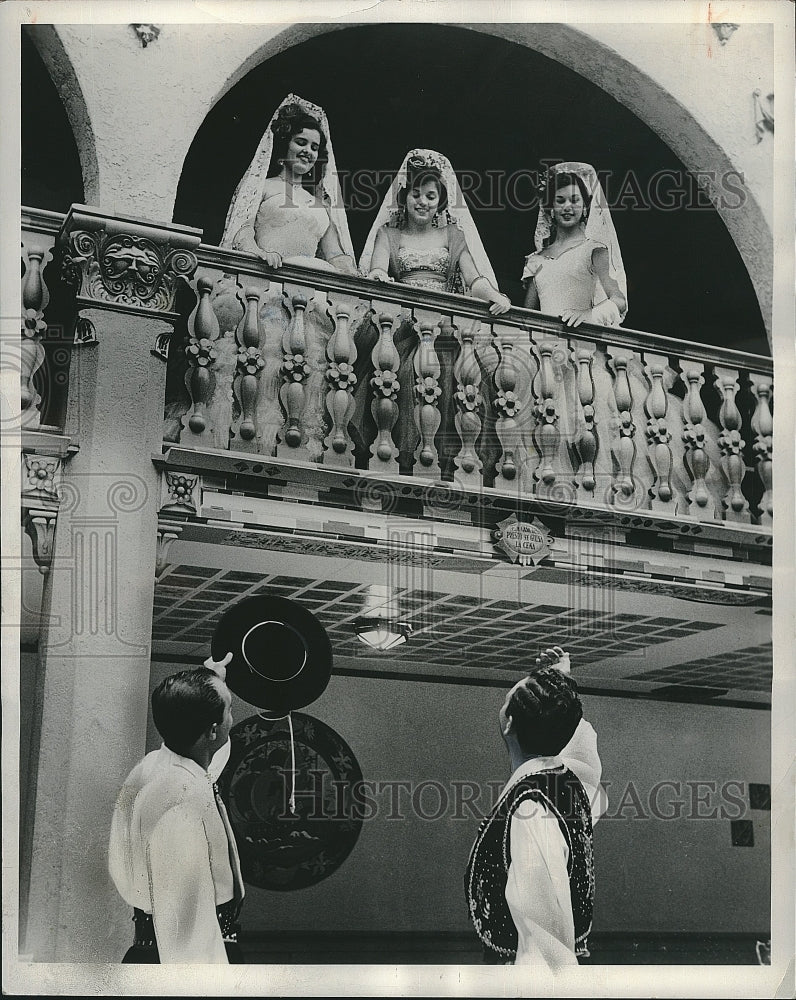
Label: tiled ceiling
xmin=152 ymin=566 xmax=772 ymax=696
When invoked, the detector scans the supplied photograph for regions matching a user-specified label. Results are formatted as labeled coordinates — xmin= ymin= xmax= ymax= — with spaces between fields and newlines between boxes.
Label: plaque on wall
xmin=218 ymin=712 xmax=364 ymax=891
xmin=492 ymin=514 xmax=552 ymax=566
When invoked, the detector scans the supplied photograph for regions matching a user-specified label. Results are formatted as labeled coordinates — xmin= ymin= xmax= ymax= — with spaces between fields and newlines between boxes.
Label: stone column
xmin=20 ymin=207 xmax=200 ymax=962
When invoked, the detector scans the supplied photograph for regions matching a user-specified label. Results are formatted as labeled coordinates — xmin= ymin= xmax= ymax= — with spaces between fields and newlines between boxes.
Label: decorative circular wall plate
xmin=218 ymin=712 xmax=364 ymax=891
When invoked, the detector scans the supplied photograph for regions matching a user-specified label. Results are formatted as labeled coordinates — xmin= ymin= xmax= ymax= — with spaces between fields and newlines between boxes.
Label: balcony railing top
xmin=22 ymin=206 xmax=773 ymax=374
xmin=21 ymin=205 xmax=775 ymax=533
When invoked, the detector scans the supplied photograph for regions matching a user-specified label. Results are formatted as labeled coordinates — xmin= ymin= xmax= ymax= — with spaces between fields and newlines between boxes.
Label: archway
xmin=22 ymin=24 xmax=97 ymax=207
xmin=175 ymin=23 xmax=767 ymax=354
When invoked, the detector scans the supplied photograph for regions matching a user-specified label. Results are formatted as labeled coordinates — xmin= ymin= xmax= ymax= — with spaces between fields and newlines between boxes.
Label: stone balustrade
xmin=20 ymin=210 xmax=775 ymax=529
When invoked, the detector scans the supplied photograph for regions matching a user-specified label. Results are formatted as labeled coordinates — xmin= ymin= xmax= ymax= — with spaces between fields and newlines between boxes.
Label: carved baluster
xmin=606 ymin=347 xmax=638 ymax=505
xmin=493 ymin=327 xmax=525 ymax=489
xmin=277 ymin=292 xmax=311 ymax=458
xmin=369 ymin=310 xmax=401 ymax=473
xmin=571 ymin=339 xmax=598 ymax=499
xmin=714 ymin=366 xmax=751 ymax=521
xmin=183 ymin=276 xmax=219 ymax=441
xmin=233 ymin=285 xmax=266 ymax=450
xmin=532 ymin=337 xmax=565 ymax=497
xmin=643 ymin=353 xmax=675 ymax=510
xmin=324 ymin=294 xmax=358 ymax=467
xmin=21 ymin=242 xmax=53 ymax=428
xmin=749 ymin=373 xmax=773 ymax=526
xmin=679 ymin=361 xmax=716 ymax=519
xmin=412 ymin=310 xmax=442 ymax=478
xmin=452 ymin=316 xmax=483 ymax=489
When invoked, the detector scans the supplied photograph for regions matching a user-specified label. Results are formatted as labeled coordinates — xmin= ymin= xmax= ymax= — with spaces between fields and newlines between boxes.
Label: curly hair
xmin=267 ymin=105 xmax=328 ymax=194
xmin=151 ymin=667 xmax=226 ymax=754
xmin=543 ymin=169 xmax=591 ymax=213
xmin=505 ymin=666 xmax=583 ymax=756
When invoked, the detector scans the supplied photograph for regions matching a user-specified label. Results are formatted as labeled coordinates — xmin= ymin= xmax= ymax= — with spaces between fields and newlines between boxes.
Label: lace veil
xmin=359 ymin=148 xmax=497 ymax=288
xmin=534 ymin=161 xmax=627 ymax=314
xmin=221 ymin=93 xmax=354 ymax=259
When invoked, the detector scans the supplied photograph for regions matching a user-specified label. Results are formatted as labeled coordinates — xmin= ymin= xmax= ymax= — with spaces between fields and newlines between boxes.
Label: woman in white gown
xmin=352 ymin=149 xmax=510 ymax=476
xmin=178 ymin=95 xmax=359 ymax=459
xmin=522 ymin=162 xmax=627 ymax=327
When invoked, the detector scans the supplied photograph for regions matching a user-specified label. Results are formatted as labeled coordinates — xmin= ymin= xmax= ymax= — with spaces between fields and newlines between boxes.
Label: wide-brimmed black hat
xmin=211 ymin=595 xmax=333 ymax=717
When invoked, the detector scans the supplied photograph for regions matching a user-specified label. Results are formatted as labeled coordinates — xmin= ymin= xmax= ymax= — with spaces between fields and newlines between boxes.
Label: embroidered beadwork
xmin=464 ymin=767 xmax=595 ymax=961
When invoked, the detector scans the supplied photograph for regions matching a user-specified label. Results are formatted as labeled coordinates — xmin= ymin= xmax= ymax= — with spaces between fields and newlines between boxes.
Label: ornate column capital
xmin=58 ymin=205 xmax=201 ymax=322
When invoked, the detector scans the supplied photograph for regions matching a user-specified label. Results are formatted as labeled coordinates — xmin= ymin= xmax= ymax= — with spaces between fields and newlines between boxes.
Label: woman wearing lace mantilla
xmin=522 ymin=162 xmax=627 ymax=327
xmin=206 ymin=96 xmax=357 ymax=460
xmin=352 ymin=150 xmax=509 ymax=474
xmin=222 ymin=94 xmax=356 ymax=273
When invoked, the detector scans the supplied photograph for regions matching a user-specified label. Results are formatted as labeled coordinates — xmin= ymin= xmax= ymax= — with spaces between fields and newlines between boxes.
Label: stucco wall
xmin=25 ymin=15 xmax=777 ymax=336
xmin=140 ymin=661 xmax=771 ymax=938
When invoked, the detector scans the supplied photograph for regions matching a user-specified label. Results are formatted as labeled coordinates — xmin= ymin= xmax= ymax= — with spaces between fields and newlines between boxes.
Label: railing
xmin=166 ymin=245 xmax=773 ymax=527
xmin=19 ymin=210 xmax=774 ymax=528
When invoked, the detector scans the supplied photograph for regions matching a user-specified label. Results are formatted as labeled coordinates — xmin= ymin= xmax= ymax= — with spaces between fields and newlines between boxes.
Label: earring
xmin=431 ymin=211 xmax=439 ymax=228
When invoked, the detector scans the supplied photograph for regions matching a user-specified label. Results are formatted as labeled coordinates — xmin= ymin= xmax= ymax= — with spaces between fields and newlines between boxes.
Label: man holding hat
xmin=465 ymin=646 xmax=606 ymax=970
xmin=109 ymin=650 xmax=245 ymax=963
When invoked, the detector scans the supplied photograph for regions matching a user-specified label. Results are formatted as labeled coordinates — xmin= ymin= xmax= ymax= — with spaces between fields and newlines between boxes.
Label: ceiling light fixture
xmin=352 ymin=584 xmax=413 ymax=652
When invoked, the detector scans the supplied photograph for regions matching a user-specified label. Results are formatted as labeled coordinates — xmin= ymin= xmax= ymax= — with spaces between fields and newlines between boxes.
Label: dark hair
xmin=505 ymin=666 xmax=583 ymax=756
xmin=397 ymin=164 xmax=449 ymax=215
xmin=267 ymin=107 xmax=328 ymax=194
xmin=544 ymin=170 xmax=591 ymax=213
xmin=151 ymin=668 xmax=226 ymax=754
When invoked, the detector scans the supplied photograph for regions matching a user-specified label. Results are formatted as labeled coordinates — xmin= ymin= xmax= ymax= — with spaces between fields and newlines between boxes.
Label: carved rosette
xmin=161 ymin=471 xmax=200 ymax=514
xmin=20 ymin=242 xmax=54 ymax=427
xmin=749 ymin=374 xmax=773 ymax=526
xmin=22 ymin=454 xmax=61 ymax=502
xmin=531 ymin=338 xmax=564 ymax=495
xmin=678 ymin=362 xmax=714 ymax=518
xmin=607 ymin=348 xmax=638 ymax=505
xmin=643 ymin=355 xmax=675 ymax=508
xmin=714 ymin=366 xmax=751 ymax=521
xmin=493 ymin=329 xmax=526 ymax=487
xmin=412 ymin=316 xmax=442 ymax=475
xmin=323 ymin=296 xmax=358 ymax=466
xmin=571 ymin=342 xmax=598 ymax=497
xmin=369 ymin=311 xmax=401 ymax=472
xmin=452 ymin=318 xmax=483 ymax=485
xmin=62 ymin=229 xmax=197 ymax=314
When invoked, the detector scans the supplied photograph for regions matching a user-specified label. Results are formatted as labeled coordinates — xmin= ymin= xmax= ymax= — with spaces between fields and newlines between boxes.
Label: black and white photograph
xmin=2 ymin=1 xmax=793 ymax=996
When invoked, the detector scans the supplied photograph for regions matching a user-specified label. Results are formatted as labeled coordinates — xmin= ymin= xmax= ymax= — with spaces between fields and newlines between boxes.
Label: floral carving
xmin=22 ymin=455 xmax=60 ymax=499
xmin=186 ymin=338 xmax=217 ymax=367
xmin=163 ymin=472 xmax=199 ymax=512
xmin=718 ymin=428 xmax=745 ymax=456
xmin=22 ymin=309 xmax=47 ymax=339
xmin=455 ymin=382 xmax=482 ymax=412
xmin=372 ymin=369 xmax=399 ymax=400
xmin=237 ymin=346 xmax=265 ymax=376
xmin=495 ymin=390 xmax=518 ymax=419
xmin=283 ymin=352 xmax=310 ymax=382
xmin=682 ymin=422 xmax=707 ymax=449
xmin=415 ymin=375 xmax=441 ymax=405
xmin=327 ymin=361 xmax=357 ymax=391
xmin=645 ymin=417 xmax=672 ymax=446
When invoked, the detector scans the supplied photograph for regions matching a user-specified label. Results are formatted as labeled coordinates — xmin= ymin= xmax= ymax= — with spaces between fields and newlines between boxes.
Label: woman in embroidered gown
xmin=522 ymin=162 xmax=627 ymax=327
xmin=199 ymin=95 xmax=358 ymax=460
xmin=352 ymin=149 xmax=510 ymax=475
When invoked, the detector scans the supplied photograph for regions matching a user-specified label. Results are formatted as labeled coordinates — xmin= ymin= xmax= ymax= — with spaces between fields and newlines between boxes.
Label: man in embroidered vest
xmin=465 ymin=646 xmax=606 ymax=969
xmin=109 ymin=651 xmax=246 ymax=963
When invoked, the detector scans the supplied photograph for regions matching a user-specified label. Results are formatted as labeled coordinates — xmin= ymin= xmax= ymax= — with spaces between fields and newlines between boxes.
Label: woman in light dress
xmin=522 ymin=162 xmax=627 ymax=327
xmin=352 ymin=149 xmax=510 ymax=475
xmin=208 ymin=95 xmax=358 ymax=459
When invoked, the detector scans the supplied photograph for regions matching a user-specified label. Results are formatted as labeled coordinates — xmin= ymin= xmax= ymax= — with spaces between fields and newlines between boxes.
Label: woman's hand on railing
xmin=489 ymin=292 xmax=512 ymax=317
xmin=367 ymin=268 xmax=394 ymax=283
xmin=256 ymin=249 xmax=283 ymax=269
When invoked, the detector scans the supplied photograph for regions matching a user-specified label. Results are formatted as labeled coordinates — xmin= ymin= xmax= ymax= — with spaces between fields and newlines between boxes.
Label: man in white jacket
xmin=465 ymin=646 xmax=606 ymax=969
xmin=109 ymin=651 xmax=245 ymax=963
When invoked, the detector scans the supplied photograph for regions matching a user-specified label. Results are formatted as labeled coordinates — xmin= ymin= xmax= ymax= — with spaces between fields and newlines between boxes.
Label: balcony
xmin=20 ymin=207 xmax=773 ymax=537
